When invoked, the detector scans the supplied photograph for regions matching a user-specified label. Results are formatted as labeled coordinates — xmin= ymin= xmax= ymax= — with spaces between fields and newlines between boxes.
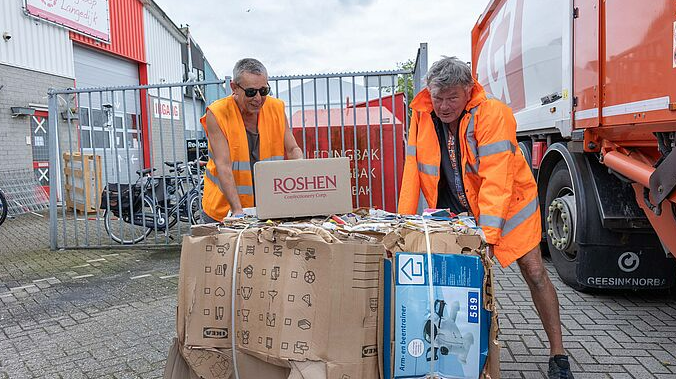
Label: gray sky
xmin=152 ymin=0 xmax=491 ymax=78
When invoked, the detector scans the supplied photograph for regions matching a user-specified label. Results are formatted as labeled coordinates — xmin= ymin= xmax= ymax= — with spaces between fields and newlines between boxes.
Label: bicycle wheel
xmin=104 ymin=196 xmax=154 ymax=244
xmin=0 ymin=190 xmax=7 ymax=227
xmin=187 ymin=192 xmax=202 ymax=225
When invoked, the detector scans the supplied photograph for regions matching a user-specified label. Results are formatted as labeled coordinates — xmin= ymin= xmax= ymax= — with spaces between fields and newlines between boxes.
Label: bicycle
xmin=101 ymin=159 xmax=206 ymax=244
xmin=0 ymin=188 xmax=7 ymax=227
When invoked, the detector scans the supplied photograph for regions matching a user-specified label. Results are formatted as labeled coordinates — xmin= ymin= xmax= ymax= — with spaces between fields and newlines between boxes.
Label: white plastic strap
xmin=230 ymin=225 xmax=250 ymax=379
xmin=421 ymin=215 xmax=436 ymax=377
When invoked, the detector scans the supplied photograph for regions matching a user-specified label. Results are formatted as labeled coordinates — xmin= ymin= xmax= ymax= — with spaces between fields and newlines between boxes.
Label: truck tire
xmin=518 ymin=141 xmax=533 ymax=172
xmin=544 ymin=160 xmax=584 ymax=290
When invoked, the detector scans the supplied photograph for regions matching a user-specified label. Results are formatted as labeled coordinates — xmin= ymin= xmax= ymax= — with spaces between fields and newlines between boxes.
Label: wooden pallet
xmin=63 ymin=152 xmax=102 ymax=214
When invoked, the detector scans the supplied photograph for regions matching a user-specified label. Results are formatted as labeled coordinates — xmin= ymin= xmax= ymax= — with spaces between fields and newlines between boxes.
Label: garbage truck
xmin=472 ymin=0 xmax=676 ymax=290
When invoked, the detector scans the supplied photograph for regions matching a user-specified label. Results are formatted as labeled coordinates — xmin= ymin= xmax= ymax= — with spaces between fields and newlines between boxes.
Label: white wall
xmin=0 ymin=0 xmax=74 ymax=78
xmin=143 ymin=8 xmax=184 ymax=101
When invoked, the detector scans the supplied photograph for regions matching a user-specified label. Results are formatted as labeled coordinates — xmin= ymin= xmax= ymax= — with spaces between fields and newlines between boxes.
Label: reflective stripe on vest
xmin=205 ymin=169 xmax=225 ymax=194
xmin=479 ymin=214 xmax=505 ymax=230
xmin=205 ymin=151 xmax=278 ymax=196
xmin=465 ymin=106 xmax=480 ymax=174
xmin=478 ymin=140 xmax=516 ymax=158
xmin=418 ymin=162 xmax=439 ymax=176
xmin=465 ymin=101 xmax=515 ymax=172
xmin=503 ymin=197 xmax=539 ymax=236
xmin=209 ymin=149 xmax=250 ymax=172
xmin=205 ymin=169 xmax=254 ymax=196
xmin=406 ymin=145 xmax=417 ymax=156
xmin=479 ymin=197 xmax=539 ymax=236
xmin=232 ymin=160 xmax=249 ymax=171
xmin=262 ymin=155 xmax=284 ymax=162
xmin=465 ymin=161 xmax=479 ymax=175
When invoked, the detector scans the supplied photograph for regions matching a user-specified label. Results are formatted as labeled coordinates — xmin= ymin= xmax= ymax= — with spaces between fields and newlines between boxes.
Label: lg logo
xmin=618 ymin=252 xmax=640 ymax=273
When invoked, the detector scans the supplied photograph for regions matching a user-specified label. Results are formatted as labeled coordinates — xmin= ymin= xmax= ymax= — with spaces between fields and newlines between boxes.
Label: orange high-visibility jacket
xmin=200 ymin=96 xmax=286 ymax=221
xmin=398 ymin=82 xmax=541 ymax=267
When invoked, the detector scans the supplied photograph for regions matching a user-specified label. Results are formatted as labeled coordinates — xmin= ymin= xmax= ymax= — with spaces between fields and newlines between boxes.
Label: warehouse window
xmin=78 ymin=106 xmax=140 ymax=151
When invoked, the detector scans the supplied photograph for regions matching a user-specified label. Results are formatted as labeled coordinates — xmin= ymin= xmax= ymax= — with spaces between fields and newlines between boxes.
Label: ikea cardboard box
xmin=163 ymin=338 xmax=291 ymax=379
xmin=176 ymin=225 xmax=383 ymax=379
xmin=253 ymin=157 xmax=352 ymax=219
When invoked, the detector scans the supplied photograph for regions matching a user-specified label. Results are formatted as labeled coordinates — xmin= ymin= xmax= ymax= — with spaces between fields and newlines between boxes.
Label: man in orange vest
xmin=200 ymin=58 xmax=303 ymax=222
xmin=399 ymin=57 xmax=573 ymax=379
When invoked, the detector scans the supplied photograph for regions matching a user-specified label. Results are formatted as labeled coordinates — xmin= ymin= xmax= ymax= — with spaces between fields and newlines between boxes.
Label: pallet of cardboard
xmin=166 ymin=219 xmax=500 ymax=379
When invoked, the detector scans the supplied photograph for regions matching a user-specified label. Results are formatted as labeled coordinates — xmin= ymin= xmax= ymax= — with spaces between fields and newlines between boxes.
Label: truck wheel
xmin=545 ymin=160 xmax=584 ymax=290
xmin=518 ymin=141 xmax=533 ymax=172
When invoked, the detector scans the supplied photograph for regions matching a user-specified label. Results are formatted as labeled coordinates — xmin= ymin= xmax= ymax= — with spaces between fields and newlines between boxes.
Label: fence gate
xmin=49 ymin=46 xmax=426 ymax=250
xmin=48 ymin=80 xmax=222 ymax=250
xmin=268 ymin=69 xmax=413 ymax=212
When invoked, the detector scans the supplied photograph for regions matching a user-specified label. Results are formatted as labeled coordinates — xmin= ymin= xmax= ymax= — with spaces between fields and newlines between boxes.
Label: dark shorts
xmin=201 ymin=211 xmax=219 ymax=224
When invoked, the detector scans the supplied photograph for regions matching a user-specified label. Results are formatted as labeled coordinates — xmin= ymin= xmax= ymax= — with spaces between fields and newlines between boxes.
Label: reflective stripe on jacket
xmin=200 ymin=96 xmax=286 ymax=220
xmin=398 ymin=82 xmax=541 ymax=267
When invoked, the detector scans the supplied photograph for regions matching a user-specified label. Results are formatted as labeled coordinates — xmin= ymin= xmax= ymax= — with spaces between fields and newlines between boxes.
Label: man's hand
xmin=222 ymin=209 xmax=246 ymax=222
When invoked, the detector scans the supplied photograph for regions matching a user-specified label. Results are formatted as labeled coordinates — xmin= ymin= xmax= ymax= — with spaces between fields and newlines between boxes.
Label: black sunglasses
xmin=235 ymin=82 xmax=271 ymax=97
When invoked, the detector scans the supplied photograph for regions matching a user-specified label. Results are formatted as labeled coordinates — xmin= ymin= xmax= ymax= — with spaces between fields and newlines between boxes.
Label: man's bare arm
xmin=283 ymin=118 xmax=303 ymax=159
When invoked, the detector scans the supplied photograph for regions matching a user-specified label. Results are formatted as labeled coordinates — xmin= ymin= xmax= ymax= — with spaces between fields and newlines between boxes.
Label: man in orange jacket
xmin=399 ymin=57 xmax=573 ymax=379
xmin=201 ymin=58 xmax=303 ymax=222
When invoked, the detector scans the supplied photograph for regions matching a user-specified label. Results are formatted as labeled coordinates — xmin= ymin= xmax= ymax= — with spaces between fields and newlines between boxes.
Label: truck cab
xmin=472 ymin=0 xmax=676 ymax=290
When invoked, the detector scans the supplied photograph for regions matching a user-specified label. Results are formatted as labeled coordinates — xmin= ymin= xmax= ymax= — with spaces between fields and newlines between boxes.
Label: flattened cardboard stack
xmin=169 ymin=223 xmax=383 ymax=379
xmin=166 ymin=213 xmax=500 ymax=379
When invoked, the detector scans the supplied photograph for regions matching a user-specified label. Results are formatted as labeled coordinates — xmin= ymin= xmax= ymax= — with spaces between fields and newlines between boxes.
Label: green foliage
xmin=396 ymin=59 xmax=415 ymax=120
xmin=396 ymin=59 xmax=415 ymax=103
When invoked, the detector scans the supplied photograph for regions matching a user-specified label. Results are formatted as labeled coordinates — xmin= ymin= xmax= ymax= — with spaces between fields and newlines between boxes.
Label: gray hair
xmin=233 ymin=58 xmax=268 ymax=83
xmin=425 ymin=56 xmax=473 ymax=91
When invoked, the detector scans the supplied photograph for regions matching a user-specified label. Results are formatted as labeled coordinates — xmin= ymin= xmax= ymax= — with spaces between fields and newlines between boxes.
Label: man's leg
xmin=516 ymin=245 xmax=565 ymax=356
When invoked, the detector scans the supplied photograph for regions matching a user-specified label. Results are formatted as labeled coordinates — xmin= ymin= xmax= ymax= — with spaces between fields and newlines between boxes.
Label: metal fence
xmin=268 ymin=70 xmax=411 ymax=212
xmin=48 ymin=80 xmax=219 ymax=250
xmin=49 ymin=46 xmax=427 ymax=250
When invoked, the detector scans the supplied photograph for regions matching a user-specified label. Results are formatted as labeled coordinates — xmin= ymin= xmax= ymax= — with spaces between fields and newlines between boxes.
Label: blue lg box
xmin=383 ymin=253 xmax=491 ymax=379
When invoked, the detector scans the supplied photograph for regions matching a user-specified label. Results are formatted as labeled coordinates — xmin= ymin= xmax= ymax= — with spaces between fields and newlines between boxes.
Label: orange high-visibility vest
xmin=200 ymin=96 xmax=286 ymax=221
xmin=398 ymin=82 xmax=541 ymax=267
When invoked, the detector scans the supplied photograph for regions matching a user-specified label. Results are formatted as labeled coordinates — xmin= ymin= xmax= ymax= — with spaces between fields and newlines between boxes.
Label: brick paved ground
xmin=0 ymin=212 xmax=180 ymax=378
xmin=1 ymin=210 xmax=676 ymax=378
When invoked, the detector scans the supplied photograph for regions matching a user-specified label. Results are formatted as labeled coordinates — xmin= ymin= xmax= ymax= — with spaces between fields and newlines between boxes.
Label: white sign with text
xmin=153 ymin=99 xmax=181 ymax=120
xmin=25 ymin=0 xmax=111 ymax=42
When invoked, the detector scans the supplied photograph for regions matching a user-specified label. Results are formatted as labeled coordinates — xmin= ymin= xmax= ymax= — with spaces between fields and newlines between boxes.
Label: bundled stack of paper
xmin=164 ymin=209 xmax=499 ymax=379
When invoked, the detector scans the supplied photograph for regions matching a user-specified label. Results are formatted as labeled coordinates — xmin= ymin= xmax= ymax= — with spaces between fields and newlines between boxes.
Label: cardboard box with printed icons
xmin=175 ymin=224 xmax=383 ymax=379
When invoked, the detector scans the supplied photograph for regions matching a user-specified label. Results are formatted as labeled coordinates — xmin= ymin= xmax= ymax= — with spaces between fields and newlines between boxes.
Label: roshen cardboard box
xmin=253 ymin=157 xmax=353 ymax=219
xmin=176 ymin=224 xmax=383 ymax=379
xmin=379 ymin=227 xmax=500 ymax=379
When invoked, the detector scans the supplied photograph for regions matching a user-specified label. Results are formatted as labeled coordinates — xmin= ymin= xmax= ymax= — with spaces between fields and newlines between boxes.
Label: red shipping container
xmin=291 ymin=107 xmax=404 ymax=212
xmin=355 ymin=92 xmax=407 ymax=130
